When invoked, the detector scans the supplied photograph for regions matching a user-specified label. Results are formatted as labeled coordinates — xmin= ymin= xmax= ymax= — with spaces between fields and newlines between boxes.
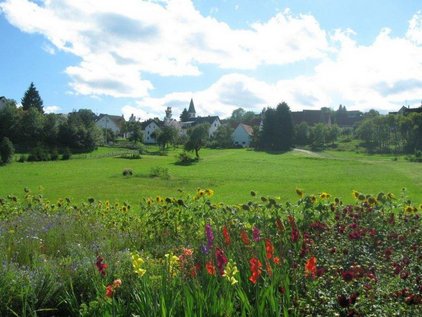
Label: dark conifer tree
xmin=21 ymin=82 xmax=44 ymax=113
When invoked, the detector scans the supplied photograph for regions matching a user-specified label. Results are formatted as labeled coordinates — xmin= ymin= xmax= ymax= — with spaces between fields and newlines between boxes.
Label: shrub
xmin=0 ymin=137 xmax=15 ymax=164
xmin=50 ymin=148 xmax=59 ymax=161
xmin=176 ymin=151 xmax=197 ymax=165
xmin=18 ymin=154 xmax=27 ymax=163
xmin=61 ymin=148 xmax=72 ymax=160
xmin=122 ymin=168 xmax=133 ymax=176
xmin=149 ymin=167 xmax=170 ymax=179
xmin=28 ymin=146 xmax=50 ymax=162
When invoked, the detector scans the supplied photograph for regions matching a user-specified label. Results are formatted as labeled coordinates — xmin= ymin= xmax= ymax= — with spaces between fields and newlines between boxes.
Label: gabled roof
xmin=193 ymin=116 xmax=220 ymax=125
xmin=238 ymin=123 xmax=253 ymax=136
xmin=141 ymin=118 xmax=163 ymax=129
xmin=97 ymin=114 xmax=125 ymax=128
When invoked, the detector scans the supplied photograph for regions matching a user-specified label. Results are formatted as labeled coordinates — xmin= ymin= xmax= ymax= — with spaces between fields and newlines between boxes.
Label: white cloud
xmin=1 ymin=1 xmax=421 ymax=116
xmin=0 ymin=0 xmax=329 ymax=98
xmin=44 ymin=105 xmax=61 ymax=113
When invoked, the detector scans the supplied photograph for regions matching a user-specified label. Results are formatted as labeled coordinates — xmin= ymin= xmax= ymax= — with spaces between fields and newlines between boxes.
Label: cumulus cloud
xmin=0 ymin=0 xmax=328 ymax=99
xmin=1 ymin=1 xmax=421 ymax=117
xmin=44 ymin=105 xmax=61 ymax=113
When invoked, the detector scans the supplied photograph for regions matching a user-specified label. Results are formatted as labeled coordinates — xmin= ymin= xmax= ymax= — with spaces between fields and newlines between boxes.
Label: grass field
xmin=1 ymin=147 xmax=422 ymax=205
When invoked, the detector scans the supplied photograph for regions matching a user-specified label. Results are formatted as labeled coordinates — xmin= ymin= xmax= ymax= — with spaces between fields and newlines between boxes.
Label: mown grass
xmin=1 ymin=147 xmax=422 ymax=205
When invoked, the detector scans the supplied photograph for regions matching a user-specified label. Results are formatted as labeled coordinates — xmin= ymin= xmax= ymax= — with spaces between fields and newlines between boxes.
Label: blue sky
xmin=1 ymin=0 xmax=421 ymax=120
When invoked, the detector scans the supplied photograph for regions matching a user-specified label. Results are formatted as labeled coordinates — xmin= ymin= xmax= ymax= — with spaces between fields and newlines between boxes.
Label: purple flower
xmin=205 ymin=224 xmax=214 ymax=249
xmin=252 ymin=226 xmax=261 ymax=242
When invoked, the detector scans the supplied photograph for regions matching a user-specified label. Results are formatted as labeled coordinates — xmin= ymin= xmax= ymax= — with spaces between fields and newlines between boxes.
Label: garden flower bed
xmin=0 ymin=189 xmax=421 ymax=316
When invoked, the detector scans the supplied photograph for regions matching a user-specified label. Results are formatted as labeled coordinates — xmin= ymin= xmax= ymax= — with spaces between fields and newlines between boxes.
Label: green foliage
xmin=179 ymin=108 xmax=190 ymax=122
xmin=0 ymin=189 xmax=421 ymax=315
xmin=21 ymin=82 xmax=44 ymax=113
xmin=259 ymin=102 xmax=293 ymax=151
xmin=0 ymin=137 xmax=14 ymax=164
xmin=123 ymin=168 xmax=134 ymax=176
xmin=149 ymin=167 xmax=170 ymax=179
xmin=185 ymin=123 xmax=210 ymax=158
xmin=208 ymin=124 xmax=234 ymax=148
xmin=176 ymin=151 xmax=197 ymax=165
xmin=156 ymin=125 xmax=178 ymax=150
xmin=28 ymin=145 xmax=50 ymax=162
xmin=61 ymin=147 xmax=72 ymax=160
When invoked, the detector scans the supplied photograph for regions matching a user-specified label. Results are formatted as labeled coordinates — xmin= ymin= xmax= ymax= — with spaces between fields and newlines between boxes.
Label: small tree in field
xmin=21 ymin=82 xmax=44 ymax=113
xmin=185 ymin=123 xmax=210 ymax=159
xmin=0 ymin=137 xmax=15 ymax=165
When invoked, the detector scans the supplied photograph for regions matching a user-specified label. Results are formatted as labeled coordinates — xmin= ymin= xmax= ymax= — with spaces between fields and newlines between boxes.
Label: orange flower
xmin=305 ymin=256 xmax=317 ymax=278
xmin=105 ymin=285 xmax=114 ymax=298
xmin=240 ymin=230 xmax=251 ymax=245
xmin=265 ymin=239 xmax=274 ymax=259
xmin=249 ymin=257 xmax=262 ymax=284
xmin=273 ymin=256 xmax=281 ymax=265
xmin=206 ymin=261 xmax=216 ymax=276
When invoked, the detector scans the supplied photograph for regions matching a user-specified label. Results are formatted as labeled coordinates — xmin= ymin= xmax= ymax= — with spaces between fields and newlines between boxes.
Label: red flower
xmin=273 ymin=256 xmax=281 ymax=265
xmin=206 ymin=261 xmax=216 ymax=276
xmin=249 ymin=257 xmax=262 ymax=284
xmin=305 ymin=256 xmax=317 ymax=278
xmin=96 ymin=256 xmax=108 ymax=276
xmin=215 ymin=248 xmax=228 ymax=276
xmin=240 ymin=230 xmax=251 ymax=245
xmin=265 ymin=239 xmax=274 ymax=259
xmin=342 ymin=270 xmax=354 ymax=282
xmin=222 ymin=226 xmax=231 ymax=245
xmin=105 ymin=285 xmax=114 ymax=298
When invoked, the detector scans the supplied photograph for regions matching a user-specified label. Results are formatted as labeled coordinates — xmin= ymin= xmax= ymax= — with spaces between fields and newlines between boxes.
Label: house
xmin=142 ymin=119 xmax=162 ymax=144
xmin=390 ymin=104 xmax=422 ymax=115
xmin=96 ymin=114 xmax=126 ymax=137
xmin=291 ymin=108 xmax=332 ymax=126
xmin=232 ymin=123 xmax=253 ymax=147
xmin=192 ymin=116 xmax=221 ymax=137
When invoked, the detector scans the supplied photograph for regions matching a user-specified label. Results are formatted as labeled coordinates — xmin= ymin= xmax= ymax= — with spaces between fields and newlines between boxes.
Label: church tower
xmin=188 ymin=98 xmax=196 ymax=119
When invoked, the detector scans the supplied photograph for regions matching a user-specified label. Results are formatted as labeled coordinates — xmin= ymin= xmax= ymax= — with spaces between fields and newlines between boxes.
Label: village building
xmin=142 ymin=119 xmax=162 ymax=144
xmin=95 ymin=114 xmax=126 ymax=137
xmin=232 ymin=123 xmax=253 ymax=147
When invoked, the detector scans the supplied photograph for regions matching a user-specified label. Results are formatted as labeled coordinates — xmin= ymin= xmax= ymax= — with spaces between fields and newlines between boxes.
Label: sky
xmin=0 ymin=0 xmax=422 ymax=120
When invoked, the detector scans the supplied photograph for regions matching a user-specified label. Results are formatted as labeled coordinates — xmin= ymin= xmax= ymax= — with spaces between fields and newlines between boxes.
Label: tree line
xmin=0 ymin=83 xmax=103 ymax=163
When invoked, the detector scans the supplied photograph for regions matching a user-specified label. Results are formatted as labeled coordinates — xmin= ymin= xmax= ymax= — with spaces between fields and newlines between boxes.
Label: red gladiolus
xmin=305 ymin=256 xmax=317 ymax=278
xmin=265 ymin=239 xmax=274 ymax=260
xmin=222 ymin=226 xmax=231 ymax=245
xmin=206 ymin=261 xmax=216 ymax=276
xmin=291 ymin=228 xmax=299 ymax=242
xmin=275 ymin=218 xmax=284 ymax=232
xmin=96 ymin=256 xmax=108 ymax=276
xmin=266 ymin=260 xmax=273 ymax=277
xmin=249 ymin=257 xmax=262 ymax=284
xmin=215 ymin=248 xmax=228 ymax=276
xmin=240 ymin=230 xmax=251 ymax=245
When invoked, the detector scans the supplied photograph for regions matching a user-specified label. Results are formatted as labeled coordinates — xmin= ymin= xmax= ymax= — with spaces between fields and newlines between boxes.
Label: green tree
xmin=259 ymin=102 xmax=293 ymax=151
xmin=185 ymin=123 xmax=210 ymax=159
xmin=180 ymin=108 xmax=190 ymax=122
xmin=156 ymin=125 xmax=178 ymax=150
xmin=17 ymin=107 xmax=45 ymax=149
xmin=0 ymin=137 xmax=15 ymax=164
xmin=0 ymin=99 xmax=20 ymax=142
xmin=295 ymin=122 xmax=310 ymax=146
xmin=210 ymin=124 xmax=234 ymax=148
xmin=126 ymin=121 xmax=143 ymax=143
xmin=21 ymin=82 xmax=44 ymax=113
xmin=310 ymin=123 xmax=327 ymax=150
xmin=230 ymin=108 xmax=246 ymax=123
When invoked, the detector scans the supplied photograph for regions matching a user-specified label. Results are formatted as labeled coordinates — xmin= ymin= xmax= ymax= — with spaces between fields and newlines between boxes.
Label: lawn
xmin=1 ymin=147 xmax=422 ymax=205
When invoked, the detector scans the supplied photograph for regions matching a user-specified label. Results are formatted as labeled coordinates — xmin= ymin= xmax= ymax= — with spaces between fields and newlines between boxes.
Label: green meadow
xmin=1 ymin=147 xmax=422 ymax=205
